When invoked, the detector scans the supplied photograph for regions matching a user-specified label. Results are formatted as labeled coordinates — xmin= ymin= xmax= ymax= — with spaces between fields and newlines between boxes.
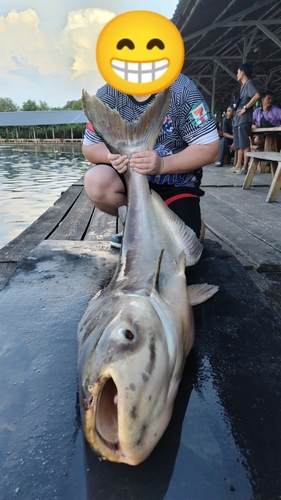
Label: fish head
xmin=79 ymin=293 xmax=180 ymax=465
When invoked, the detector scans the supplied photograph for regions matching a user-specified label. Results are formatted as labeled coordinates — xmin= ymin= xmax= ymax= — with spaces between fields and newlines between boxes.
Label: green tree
xmin=0 ymin=97 xmax=19 ymax=111
xmin=21 ymin=99 xmax=38 ymax=111
xmin=71 ymin=98 xmax=82 ymax=110
xmin=38 ymin=100 xmax=50 ymax=110
xmin=63 ymin=98 xmax=82 ymax=110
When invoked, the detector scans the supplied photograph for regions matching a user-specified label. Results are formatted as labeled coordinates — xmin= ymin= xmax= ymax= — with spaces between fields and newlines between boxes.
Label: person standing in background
xmin=230 ymin=63 xmax=260 ymax=175
xmin=215 ymin=107 xmax=234 ymax=167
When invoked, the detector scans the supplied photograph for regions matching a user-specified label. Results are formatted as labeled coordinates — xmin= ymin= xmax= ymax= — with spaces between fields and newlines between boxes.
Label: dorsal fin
xmin=150 ymin=249 xmax=165 ymax=295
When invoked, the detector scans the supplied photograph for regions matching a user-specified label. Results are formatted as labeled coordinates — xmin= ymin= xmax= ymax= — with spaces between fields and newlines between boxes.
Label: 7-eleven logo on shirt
xmin=190 ymin=102 xmax=209 ymax=126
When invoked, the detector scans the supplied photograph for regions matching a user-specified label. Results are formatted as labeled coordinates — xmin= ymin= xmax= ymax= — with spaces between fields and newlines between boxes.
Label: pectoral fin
xmin=188 ymin=283 xmax=219 ymax=306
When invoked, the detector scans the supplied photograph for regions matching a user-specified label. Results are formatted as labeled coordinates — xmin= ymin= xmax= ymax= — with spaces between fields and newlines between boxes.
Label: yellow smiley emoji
xmin=96 ymin=11 xmax=184 ymax=95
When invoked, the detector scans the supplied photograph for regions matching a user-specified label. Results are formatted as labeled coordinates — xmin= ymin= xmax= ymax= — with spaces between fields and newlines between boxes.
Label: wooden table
xmin=243 ymin=151 xmax=281 ymax=202
xmin=251 ymin=126 xmax=281 ymax=152
xmin=250 ymin=126 xmax=281 ymax=173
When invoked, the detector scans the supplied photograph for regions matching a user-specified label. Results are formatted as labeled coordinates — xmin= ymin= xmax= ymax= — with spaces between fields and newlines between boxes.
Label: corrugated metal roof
xmin=0 ymin=110 xmax=87 ymax=127
xmin=172 ymin=0 xmax=281 ymax=112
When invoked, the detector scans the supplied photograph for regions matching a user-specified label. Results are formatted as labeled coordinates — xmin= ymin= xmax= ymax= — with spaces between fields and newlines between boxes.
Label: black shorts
xmin=233 ymin=122 xmax=252 ymax=149
xmin=103 ymin=164 xmax=202 ymax=238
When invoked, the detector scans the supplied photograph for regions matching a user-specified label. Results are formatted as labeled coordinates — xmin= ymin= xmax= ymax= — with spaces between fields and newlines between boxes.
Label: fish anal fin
xmin=188 ymin=283 xmax=219 ymax=306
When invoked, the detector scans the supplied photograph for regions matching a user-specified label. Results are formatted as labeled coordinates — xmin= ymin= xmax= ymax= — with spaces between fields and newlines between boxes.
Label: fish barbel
xmin=77 ymin=88 xmax=218 ymax=465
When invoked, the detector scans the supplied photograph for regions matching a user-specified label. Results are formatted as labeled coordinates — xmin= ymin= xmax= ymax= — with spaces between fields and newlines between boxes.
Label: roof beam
xmin=213 ymin=59 xmax=236 ymax=80
xmin=185 ymin=56 xmax=281 ymax=61
xmin=180 ymin=0 xmax=203 ymax=32
xmin=256 ymin=21 xmax=281 ymax=48
xmin=183 ymin=21 xmax=281 ymax=42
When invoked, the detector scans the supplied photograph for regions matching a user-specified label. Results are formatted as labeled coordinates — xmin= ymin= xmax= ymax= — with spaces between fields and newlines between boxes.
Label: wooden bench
xmin=243 ymin=152 xmax=281 ymax=202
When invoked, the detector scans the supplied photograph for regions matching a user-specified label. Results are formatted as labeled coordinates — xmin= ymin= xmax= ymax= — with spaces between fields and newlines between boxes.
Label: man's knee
xmin=84 ymin=167 xmax=105 ymax=202
xmin=84 ymin=164 xmax=125 ymax=206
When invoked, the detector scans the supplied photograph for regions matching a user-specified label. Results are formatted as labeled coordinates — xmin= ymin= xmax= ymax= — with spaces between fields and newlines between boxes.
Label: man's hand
xmin=236 ymin=108 xmax=247 ymax=117
xmin=129 ymin=151 xmax=164 ymax=175
xmin=108 ymin=153 xmax=129 ymax=173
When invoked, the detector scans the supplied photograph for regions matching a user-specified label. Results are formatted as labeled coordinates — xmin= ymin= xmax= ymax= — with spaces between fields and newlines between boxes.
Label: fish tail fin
xmin=82 ymin=88 xmax=171 ymax=155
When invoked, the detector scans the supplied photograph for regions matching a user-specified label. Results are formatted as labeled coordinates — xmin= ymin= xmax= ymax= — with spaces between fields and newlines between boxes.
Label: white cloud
xmin=0 ymin=3 xmax=176 ymax=107
xmin=55 ymin=8 xmax=115 ymax=79
xmin=0 ymin=7 xmax=115 ymax=105
xmin=0 ymin=9 xmax=67 ymax=78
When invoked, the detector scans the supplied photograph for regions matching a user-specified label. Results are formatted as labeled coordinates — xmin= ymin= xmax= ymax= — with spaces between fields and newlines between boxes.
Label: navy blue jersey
xmin=83 ymin=74 xmax=218 ymax=192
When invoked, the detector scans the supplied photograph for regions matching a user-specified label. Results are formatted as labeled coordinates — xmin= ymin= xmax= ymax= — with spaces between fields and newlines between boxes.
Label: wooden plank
xmin=266 ymin=162 xmax=281 ymax=203
xmin=0 ymin=262 xmax=18 ymax=291
xmin=0 ymin=185 xmax=83 ymax=262
xmin=49 ymin=189 xmax=94 ymax=240
xmin=243 ymin=157 xmax=259 ymax=189
xmin=201 ymin=193 xmax=281 ymax=253
xmin=204 ymin=186 xmax=281 ymax=225
xmin=252 ymin=127 xmax=281 ymax=132
xmin=202 ymin=194 xmax=281 ymax=253
xmin=247 ymin=152 xmax=281 ymax=161
xmin=204 ymin=228 xmax=251 ymax=268
xmin=202 ymin=165 xmax=272 ymax=188
xmin=201 ymin=195 xmax=281 ymax=270
xmin=84 ymin=208 xmax=117 ymax=241
xmin=248 ymin=270 xmax=281 ymax=319
xmin=73 ymin=175 xmax=85 ymax=186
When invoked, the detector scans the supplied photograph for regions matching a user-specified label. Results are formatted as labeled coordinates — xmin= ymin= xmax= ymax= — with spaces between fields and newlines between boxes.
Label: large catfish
xmin=77 ymin=88 xmax=218 ymax=465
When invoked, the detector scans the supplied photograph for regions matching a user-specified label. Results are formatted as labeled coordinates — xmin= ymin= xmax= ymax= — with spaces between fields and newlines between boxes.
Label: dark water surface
xmin=0 ymin=147 xmax=87 ymax=249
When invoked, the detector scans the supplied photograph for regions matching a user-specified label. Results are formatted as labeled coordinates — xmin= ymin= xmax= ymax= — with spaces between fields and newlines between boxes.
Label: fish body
xmin=77 ymin=89 xmax=218 ymax=465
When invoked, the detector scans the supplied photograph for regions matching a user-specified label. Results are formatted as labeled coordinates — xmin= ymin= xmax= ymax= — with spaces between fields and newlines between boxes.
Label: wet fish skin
xmin=78 ymin=252 xmax=195 ymax=465
xmin=78 ymin=89 xmax=218 ymax=465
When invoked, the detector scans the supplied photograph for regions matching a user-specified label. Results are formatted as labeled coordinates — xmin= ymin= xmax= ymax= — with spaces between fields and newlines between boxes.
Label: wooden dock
xmin=0 ymin=163 xmax=280 ymax=317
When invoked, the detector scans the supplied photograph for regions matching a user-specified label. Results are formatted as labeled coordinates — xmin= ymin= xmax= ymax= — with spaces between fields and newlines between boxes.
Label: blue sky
xmin=1 ymin=1 xmax=178 ymax=108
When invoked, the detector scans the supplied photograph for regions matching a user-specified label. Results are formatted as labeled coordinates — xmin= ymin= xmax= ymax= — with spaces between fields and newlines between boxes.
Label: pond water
xmin=0 ymin=147 xmax=89 ymax=249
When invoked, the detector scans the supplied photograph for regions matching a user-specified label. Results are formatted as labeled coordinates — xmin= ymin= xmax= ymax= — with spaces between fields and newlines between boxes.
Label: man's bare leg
xmin=84 ymin=165 xmax=126 ymax=216
xmin=234 ymin=149 xmax=243 ymax=170
xmin=243 ymin=146 xmax=250 ymax=169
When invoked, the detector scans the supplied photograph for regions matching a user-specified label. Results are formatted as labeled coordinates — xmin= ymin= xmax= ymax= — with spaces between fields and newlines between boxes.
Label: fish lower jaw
xmin=83 ymin=375 xmax=148 ymax=465
xmin=111 ymin=59 xmax=168 ymax=83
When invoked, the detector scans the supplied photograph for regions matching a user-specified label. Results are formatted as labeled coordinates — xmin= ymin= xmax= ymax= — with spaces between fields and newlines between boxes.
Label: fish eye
xmin=146 ymin=38 xmax=165 ymax=50
xmin=117 ymin=38 xmax=135 ymax=50
xmin=118 ymin=328 xmax=134 ymax=340
xmin=125 ymin=330 xmax=134 ymax=340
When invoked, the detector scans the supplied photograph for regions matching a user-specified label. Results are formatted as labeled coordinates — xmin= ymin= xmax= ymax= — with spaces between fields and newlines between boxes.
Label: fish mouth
xmin=95 ymin=377 xmax=119 ymax=451
xmin=111 ymin=58 xmax=169 ymax=83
